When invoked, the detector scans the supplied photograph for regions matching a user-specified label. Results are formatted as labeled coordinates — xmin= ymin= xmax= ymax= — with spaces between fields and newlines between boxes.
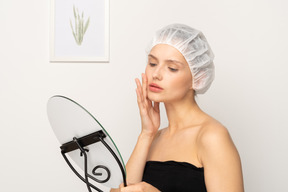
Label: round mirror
xmin=47 ymin=95 xmax=125 ymax=188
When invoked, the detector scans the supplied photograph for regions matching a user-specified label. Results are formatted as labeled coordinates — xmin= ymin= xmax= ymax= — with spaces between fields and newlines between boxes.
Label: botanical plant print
xmin=70 ymin=5 xmax=90 ymax=46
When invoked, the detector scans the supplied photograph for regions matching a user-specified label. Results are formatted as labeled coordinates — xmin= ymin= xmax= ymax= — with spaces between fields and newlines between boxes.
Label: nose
xmin=152 ymin=66 xmax=163 ymax=81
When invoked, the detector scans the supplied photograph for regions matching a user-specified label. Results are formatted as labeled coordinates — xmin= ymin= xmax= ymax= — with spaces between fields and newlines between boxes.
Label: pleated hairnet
xmin=146 ymin=24 xmax=215 ymax=94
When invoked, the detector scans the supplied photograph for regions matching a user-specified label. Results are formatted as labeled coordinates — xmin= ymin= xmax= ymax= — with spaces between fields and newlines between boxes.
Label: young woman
xmin=112 ymin=24 xmax=244 ymax=192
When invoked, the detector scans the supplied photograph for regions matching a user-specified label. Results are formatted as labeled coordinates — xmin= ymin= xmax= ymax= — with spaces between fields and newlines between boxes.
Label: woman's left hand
xmin=119 ymin=182 xmax=160 ymax=192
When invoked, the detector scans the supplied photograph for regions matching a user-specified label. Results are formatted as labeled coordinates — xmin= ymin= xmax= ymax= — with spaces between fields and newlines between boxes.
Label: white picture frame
xmin=50 ymin=0 xmax=109 ymax=62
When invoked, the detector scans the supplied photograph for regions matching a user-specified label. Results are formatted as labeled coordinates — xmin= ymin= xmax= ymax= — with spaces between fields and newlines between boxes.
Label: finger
xmin=142 ymin=73 xmax=147 ymax=99
xmin=119 ymin=183 xmax=124 ymax=188
xmin=142 ymin=74 xmax=152 ymax=108
xmin=120 ymin=184 xmax=140 ymax=192
xmin=142 ymin=73 xmax=147 ymax=96
xmin=135 ymin=78 xmax=144 ymax=103
xmin=138 ymin=75 xmax=152 ymax=111
xmin=136 ymin=88 xmax=144 ymax=111
xmin=135 ymin=79 xmax=147 ymax=115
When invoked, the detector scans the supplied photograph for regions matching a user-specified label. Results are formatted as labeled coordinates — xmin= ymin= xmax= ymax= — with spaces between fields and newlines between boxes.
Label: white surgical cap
xmin=146 ymin=23 xmax=215 ymax=94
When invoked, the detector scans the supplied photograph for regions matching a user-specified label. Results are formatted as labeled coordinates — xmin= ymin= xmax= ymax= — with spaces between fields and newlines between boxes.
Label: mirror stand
xmin=60 ymin=130 xmax=127 ymax=192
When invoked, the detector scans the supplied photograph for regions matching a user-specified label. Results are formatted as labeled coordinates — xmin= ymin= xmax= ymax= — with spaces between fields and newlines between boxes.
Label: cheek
xmin=172 ymin=72 xmax=192 ymax=89
xmin=182 ymin=71 xmax=193 ymax=89
xmin=145 ymin=67 xmax=153 ymax=80
xmin=168 ymin=74 xmax=193 ymax=97
xmin=185 ymin=75 xmax=193 ymax=89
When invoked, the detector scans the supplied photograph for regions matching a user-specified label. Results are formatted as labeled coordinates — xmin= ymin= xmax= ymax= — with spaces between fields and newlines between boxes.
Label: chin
xmin=147 ymin=93 xmax=165 ymax=103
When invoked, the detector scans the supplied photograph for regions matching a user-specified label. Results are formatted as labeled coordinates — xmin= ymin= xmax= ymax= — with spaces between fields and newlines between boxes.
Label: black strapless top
xmin=142 ymin=161 xmax=207 ymax=192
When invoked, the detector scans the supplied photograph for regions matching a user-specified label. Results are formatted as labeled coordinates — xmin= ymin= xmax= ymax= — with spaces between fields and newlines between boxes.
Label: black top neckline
xmin=146 ymin=160 xmax=204 ymax=170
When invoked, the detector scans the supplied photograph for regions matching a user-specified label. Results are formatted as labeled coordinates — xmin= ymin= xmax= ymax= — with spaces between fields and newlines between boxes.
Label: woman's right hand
xmin=135 ymin=73 xmax=160 ymax=138
xmin=119 ymin=182 xmax=161 ymax=192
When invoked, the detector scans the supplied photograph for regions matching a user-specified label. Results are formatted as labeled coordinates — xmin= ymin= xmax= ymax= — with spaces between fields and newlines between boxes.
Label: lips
xmin=149 ymin=83 xmax=163 ymax=92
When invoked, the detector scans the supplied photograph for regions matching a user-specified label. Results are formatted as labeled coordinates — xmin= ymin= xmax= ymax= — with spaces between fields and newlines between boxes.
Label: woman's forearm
xmin=125 ymin=133 xmax=154 ymax=184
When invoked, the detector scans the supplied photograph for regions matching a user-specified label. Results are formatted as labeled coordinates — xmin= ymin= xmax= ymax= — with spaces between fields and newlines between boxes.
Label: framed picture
xmin=50 ymin=0 xmax=109 ymax=62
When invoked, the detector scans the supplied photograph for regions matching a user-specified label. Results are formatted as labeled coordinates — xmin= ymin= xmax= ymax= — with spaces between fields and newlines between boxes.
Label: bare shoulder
xmin=185 ymin=113 xmax=245 ymax=191
xmin=196 ymin=117 xmax=244 ymax=191
xmin=197 ymin=116 xmax=239 ymax=163
xmin=198 ymin=116 xmax=232 ymax=146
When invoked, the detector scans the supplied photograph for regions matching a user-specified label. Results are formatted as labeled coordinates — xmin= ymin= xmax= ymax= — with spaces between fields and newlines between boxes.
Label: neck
xmin=164 ymin=97 xmax=204 ymax=134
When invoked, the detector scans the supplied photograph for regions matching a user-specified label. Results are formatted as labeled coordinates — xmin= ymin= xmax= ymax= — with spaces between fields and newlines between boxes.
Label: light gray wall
xmin=0 ymin=0 xmax=287 ymax=191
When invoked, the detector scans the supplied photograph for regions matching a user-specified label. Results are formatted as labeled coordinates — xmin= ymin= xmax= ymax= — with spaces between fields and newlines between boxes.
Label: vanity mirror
xmin=47 ymin=95 xmax=126 ymax=191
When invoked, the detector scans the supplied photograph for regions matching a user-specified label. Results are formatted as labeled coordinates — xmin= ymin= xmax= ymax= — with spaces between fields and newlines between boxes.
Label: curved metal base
xmin=60 ymin=130 xmax=127 ymax=192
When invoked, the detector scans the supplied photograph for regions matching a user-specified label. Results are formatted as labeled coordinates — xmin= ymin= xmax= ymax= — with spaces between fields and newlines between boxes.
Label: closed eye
xmin=169 ymin=67 xmax=178 ymax=72
xmin=149 ymin=63 xmax=157 ymax=67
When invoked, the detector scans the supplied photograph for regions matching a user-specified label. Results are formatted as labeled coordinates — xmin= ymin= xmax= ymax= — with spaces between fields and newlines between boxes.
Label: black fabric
xmin=142 ymin=161 xmax=207 ymax=192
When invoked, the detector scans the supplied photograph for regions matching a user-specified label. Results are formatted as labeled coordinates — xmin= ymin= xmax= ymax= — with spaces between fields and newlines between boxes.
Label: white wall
xmin=1 ymin=0 xmax=287 ymax=191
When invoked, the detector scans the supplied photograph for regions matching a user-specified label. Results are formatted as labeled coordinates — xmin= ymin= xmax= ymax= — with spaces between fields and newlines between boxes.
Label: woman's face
xmin=145 ymin=44 xmax=194 ymax=103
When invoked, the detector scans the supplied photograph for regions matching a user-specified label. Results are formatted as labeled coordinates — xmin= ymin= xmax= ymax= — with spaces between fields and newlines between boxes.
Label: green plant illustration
xmin=70 ymin=5 xmax=90 ymax=46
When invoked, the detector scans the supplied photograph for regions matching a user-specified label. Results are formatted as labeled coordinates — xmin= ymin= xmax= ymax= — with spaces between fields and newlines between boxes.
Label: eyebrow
xmin=166 ymin=59 xmax=184 ymax=66
xmin=148 ymin=54 xmax=158 ymax=61
xmin=148 ymin=54 xmax=184 ymax=65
